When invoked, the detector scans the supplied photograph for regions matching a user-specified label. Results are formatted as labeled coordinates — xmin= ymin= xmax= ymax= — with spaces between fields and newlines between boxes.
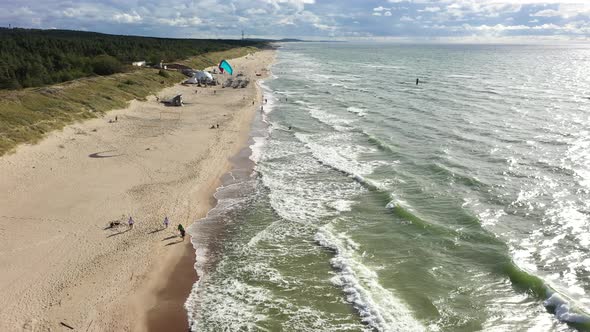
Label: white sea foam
xmin=186 ymin=181 xmax=257 ymax=330
xmin=186 ymin=73 xmax=278 ymax=330
xmin=315 ymin=223 xmax=426 ymax=331
xmin=308 ymin=106 xmax=356 ymax=131
xmin=258 ymin=150 xmax=362 ymax=223
xmin=250 ymin=136 xmax=266 ymax=163
xmin=447 ymin=74 xmax=475 ymax=79
xmin=294 ymin=132 xmax=383 ymax=182
xmin=362 ymin=64 xmax=403 ymax=70
xmin=347 ymin=106 xmax=367 ymax=117
xmin=190 ymin=277 xmax=272 ymax=331
xmin=544 ymin=292 xmax=590 ymax=324
xmin=249 ymin=79 xmax=276 ymax=163
xmin=385 ymin=193 xmax=412 ymax=211
xmin=327 ymin=199 xmax=355 ymax=212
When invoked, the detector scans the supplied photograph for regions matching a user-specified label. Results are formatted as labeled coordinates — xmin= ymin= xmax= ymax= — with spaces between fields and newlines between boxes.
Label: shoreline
xmin=0 ymin=49 xmax=275 ymax=332
xmin=132 ymin=53 xmax=276 ymax=331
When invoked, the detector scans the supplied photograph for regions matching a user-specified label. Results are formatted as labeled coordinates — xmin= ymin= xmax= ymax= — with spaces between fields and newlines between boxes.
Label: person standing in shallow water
xmin=416 ymin=78 xmax=420 ymax=85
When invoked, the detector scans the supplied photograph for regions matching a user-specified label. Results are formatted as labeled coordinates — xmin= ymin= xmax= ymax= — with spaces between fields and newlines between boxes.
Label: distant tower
xmin=241 ymin=30 xmax=244 ymax=41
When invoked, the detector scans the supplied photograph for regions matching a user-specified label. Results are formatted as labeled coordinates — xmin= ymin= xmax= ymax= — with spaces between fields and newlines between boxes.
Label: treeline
xmin=0 ymin=28 xmax=265 ymax=89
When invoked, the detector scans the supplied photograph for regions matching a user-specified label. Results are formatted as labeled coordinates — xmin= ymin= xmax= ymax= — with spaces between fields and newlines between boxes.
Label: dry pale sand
xmin=0 ymin=49 xmax=275 ymax=331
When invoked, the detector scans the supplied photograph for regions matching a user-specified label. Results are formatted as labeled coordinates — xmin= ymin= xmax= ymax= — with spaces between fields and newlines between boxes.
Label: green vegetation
xmin=0 ymin=28 xmax=268 ymax=156
xmin=178 ymin=47 xmax=259 ymax=70
xmin=0 ymin=45 xmax=260 ymax=156
xmin=0 ymin=28 xmax=264 ymax=89
xmin=0 ymin=68 xmax=187 ymax=155
xmin=158 ymin=69 xmax=170 ymax=78
xmin=91 ymin=55 xmax=123 ymax=75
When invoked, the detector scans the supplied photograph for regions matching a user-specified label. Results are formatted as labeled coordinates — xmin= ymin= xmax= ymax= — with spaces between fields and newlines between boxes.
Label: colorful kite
xmin=218 ymin=59 xmax=233 ymax=75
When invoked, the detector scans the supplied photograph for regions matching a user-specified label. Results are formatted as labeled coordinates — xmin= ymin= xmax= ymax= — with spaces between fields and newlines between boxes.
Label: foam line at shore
xmin=315 ymin=223 xmax=426 ymax=331
xmin=185 ymin=68 xmax=276 ymax=331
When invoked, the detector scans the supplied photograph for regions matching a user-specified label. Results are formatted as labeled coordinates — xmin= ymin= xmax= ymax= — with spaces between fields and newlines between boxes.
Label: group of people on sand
xmin=162 ymin=216 xmax=186 ymax=240
xmin=109 ymin=216 xmax=186 ymax=240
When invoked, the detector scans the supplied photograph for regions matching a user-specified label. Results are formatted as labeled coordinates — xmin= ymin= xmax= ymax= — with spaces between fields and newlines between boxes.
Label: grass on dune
xmin=0 ymin=47 xmax=258 ymax=156
xmin=178 ymin=46 xmax=258 ymax=70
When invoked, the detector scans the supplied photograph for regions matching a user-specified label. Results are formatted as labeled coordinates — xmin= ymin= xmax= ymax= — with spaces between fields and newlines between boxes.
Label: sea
xmin=186 ymin=42 xmax=590 ymax=331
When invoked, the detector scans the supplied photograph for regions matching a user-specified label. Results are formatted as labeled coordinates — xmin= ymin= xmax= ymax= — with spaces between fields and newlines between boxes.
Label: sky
xmin=3 ymin=0 xmax=590 ymax=42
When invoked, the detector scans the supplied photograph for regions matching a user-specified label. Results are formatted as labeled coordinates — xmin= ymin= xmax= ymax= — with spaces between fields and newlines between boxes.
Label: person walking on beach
xmin=178 ymin=224 xmax=186 ymax=241
xmin=163 ymin=216 xmax=169 ymax=228
xmin=128 ymin=216 xmax=134 ymax=229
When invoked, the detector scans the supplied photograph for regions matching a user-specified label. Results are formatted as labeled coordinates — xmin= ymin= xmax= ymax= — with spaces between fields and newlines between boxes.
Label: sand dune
xmin=0 ymin=50 xmax=275 ymax=331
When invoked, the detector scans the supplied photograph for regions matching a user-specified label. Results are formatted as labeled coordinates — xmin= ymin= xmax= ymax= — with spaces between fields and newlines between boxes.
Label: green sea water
xmin=187 ymin=43 xmax=590 ymax=331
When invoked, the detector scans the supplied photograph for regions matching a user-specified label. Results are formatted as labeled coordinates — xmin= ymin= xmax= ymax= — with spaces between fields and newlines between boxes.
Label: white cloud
xmin=532 ymin=9 xmax=560 ymax=17
xmin=423 ymin=7 xmax=440 ymax=12
xmin=313 ymin=23 xmax=335 ymax=30
xmin=538 ymin=3 xmax=590 ymax=18
xmin=245 ymin=8 xmax=267 ymax=15
xmin=373 ymin=6 xmax=390 ymax=12
xmin=113 ymin=12 xmax=142 ymax=23
xmin=156 ymin=16 xmax=201 ymax=27
xmin=4 ymin=0 xmax=590 ymax=40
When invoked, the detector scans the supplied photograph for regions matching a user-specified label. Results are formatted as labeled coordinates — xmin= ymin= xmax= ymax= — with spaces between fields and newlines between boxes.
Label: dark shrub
xmin=158 ymin=70 xmax=170 ymax=78
xmin=91 ymin=55 xmax=123 ymax=75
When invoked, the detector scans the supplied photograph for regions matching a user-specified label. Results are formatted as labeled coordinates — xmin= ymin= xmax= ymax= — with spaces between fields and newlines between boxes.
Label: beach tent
xmin=184 ymin=71 xmax=213 ymax=84
xmin=184 ymin=76 xmax=198 ymax=84
xmin=195 ymin=71 xmax=213 ymax=81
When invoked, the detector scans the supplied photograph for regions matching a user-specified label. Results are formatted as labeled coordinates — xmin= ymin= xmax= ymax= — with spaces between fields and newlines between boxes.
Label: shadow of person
xmin=89 ymin=150 xmax=123 ymax=158
xmin=107 ymin=228 xmax=131 ymax=238
xmin=162 ymin=235 xmax=177 ymax=241
xmin=148 ymin=228 xmax=165 ymax=234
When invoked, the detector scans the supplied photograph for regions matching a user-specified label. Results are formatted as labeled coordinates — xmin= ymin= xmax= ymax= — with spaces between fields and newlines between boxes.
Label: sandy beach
xmin=0 ymin=49 xmax=275 ymax=331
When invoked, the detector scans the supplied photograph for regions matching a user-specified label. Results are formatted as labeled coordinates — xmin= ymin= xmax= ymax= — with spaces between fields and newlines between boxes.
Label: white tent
xmin=195 ymin=71 xmax=213 ymax=81
xmin=184 ymin=71 xmax=213 ymax=84
xmin=184 ymin=76 xmax=198 ymax=84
